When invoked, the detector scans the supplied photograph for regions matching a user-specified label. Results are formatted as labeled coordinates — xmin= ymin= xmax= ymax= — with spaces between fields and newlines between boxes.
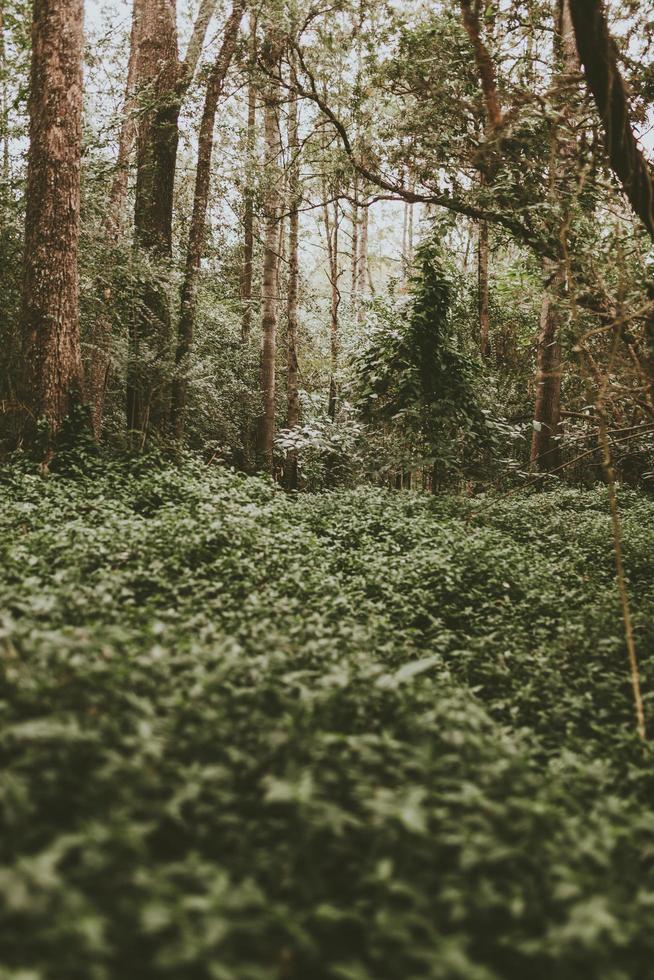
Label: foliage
xmin=353 ymin=239 xmax=484 ymax=482
xmin=1 ymin=456 xmax=653 ymax=978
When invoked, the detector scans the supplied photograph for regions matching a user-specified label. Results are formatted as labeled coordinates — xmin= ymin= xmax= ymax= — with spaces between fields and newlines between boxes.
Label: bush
xmin=0 ymin=458 xmax=653 ymax=978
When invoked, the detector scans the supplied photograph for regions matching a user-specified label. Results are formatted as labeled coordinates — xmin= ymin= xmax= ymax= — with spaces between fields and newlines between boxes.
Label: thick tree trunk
xmin=569 ymin=0 xmax=654 ymax=240
xmin=20 ymin=0 xmax=85 ymax=443
xmin=126 ymin=0 xmax=180 ymax=439
xmin=126 ymin=0 xmax=217 ymax=441
xmin=88 ymin=0 xmax=143 ymax=439
xmin=170 ymin=0 xmax=246 ymax=438
xmin=569 ymin=0 xmax=654 ymax=394
xmin=257 ymin=34 xmax=282 ymax=473
xmin=285 ymin=69 xmax=300 ymax=490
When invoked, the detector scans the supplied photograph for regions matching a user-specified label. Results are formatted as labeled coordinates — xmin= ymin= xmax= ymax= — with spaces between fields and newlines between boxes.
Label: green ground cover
xmin=1 ymin=456 xmax=654 ymax=979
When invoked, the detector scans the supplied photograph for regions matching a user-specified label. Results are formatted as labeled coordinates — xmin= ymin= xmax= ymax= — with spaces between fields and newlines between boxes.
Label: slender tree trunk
xmin=402 ymin=198 xmax=409 ymax=270
xmin=530 ymin=0 xmax=576 ymax=471
xmin=407 ymin=189 xmax=414 ymax=263
xmin=257 ymin=33 xmax=282 ymax=473
xmin=88 ymin=0 xmax=143 ymax=439
xmin=401 ymin=175 xmax=415 ymax=275
xmin=356 ymin=197 xmax=369 ymax=320
xmin=19 ymin=0 xmax=85 ymax=444
xmin=285 ymin=64 xmax=300 ymax=490
xmin=351 ymin=177 xmax=359 ymax=304
xmin=0 ymin=4 xmax=9 ymax=200
xmin=530 ymin=264 xmax=563 ymax=469
xmin=106 ymin=0 xmax=144 ymax=241
xmin=324 ymin=195 xmax=341 ymax=420
xmin=478 ymin=218 xmax=490 ymax=357
xmin=240 ymin=15 xmax=257 ymax=344
xmin=170 ymin=0 xmax=246 ymax=438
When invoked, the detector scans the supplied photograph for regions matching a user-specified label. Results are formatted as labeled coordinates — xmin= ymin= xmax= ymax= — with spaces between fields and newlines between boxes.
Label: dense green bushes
xmin=1 ymin=458 xmax=653 ymax=978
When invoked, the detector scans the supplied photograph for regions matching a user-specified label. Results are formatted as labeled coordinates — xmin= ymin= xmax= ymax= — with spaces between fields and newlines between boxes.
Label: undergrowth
xmin=1 ymin=455 xmax=653 ymax=979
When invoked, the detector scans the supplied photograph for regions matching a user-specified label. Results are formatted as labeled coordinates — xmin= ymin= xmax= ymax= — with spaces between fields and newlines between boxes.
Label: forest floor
xmin=1 ymin=455 xmax=654 ymax=979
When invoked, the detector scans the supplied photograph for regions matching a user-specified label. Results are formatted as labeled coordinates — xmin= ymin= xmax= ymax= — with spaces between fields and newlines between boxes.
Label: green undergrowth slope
xmin=1 ymin=456 xmax=654 ymax=980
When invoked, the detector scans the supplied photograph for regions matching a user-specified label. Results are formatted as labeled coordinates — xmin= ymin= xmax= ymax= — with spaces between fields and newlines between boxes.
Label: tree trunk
xmin=126 ymin=0 xmax=217 ymax=441
xmin=19 ymin=0 xmax=85 ymax=444
xmin=257 ymin=33 xmax=282 ymax=473
xmin=324 ymin=195 xmax=340 ymax=420
xmin=240 ymin=14 xmax=257 ymax=344
xmin=0 ymin=4 xmax=9 ymax=199
xmin=285 ymin=64 xmax=300 ymax=490
xmin=402 ymin=176 xmax=414 ymax=276
xmin=88 ymin=0 xmax=143 ymax=439
xmin=478 ymin=218 xmax=490 ymax=357
xmin=568 ymin=0 xmax=654 ymax=241
xmin=106 ymin=0 xmax=144 ymax=241
xmin=126 ymin=0 xmax=179 ymax=439
xmin=530 ymin=0 xmax=577 ymax=472
xmin=568 ymin=0 xmax=654 ymax=394
xmin=530 ymin=265 xmax=563 ymax=469
xmin=351 ymin=177 xmax=359 ymax=311
xmin=356 ymin=197 xmax=369 ymax=318
xmin=407 ymin=190 xmax=414 ymax=264
xmin=170 ymin=0 xmax=246 ymax=438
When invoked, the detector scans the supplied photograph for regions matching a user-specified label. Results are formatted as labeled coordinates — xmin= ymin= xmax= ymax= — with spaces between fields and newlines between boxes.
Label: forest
xmin=1 ymin=0 xmax=654 ymax=976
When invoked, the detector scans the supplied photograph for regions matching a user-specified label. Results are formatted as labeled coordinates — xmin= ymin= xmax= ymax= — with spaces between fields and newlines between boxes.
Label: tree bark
xmin=20 ymin=0 xmax=85 ymax=443
xmin=257 ymin=32 xmax=282 ymax=473
xmin=285 ymin=63 xmax=300 ymax=490
xmin=170 ymin=0 xmax=246 ymax=438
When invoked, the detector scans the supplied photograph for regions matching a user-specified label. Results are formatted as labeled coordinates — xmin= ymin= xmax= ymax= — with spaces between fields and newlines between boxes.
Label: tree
xmin=240 ymin=11 xmax=258 ymax=346
xmin=170 ymin=0 xmax=247 ymax=438
xmin=126 ymin=0 xmax=218 ymax=440
xmin=19 ymin=0 xmax=85 ymax=445
xmin=285 ymin=47 xmax=301 ymax=489
xmin=88 ymin=0 xmax=144 ymax=439
xmin=569 ymin=0 xmax=654 ymax=398
xmin=354 ymin=238 xmax=480 ymax=489
xmin=530 ymin=0 xmax=578 ymax=472
xmin=257 ymin=27 xmax=283 ymax=473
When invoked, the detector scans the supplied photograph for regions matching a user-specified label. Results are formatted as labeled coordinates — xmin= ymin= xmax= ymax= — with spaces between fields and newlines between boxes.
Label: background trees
xmin=1 ymin=0 xmax=653 ymax=491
